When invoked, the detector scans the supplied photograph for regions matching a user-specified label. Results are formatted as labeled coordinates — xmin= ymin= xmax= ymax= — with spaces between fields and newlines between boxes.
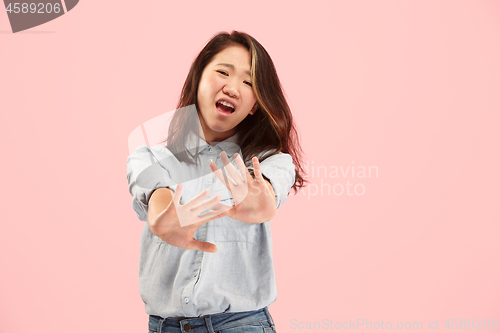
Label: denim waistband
xmin=149 ymin=307 xmax=275 ymax=333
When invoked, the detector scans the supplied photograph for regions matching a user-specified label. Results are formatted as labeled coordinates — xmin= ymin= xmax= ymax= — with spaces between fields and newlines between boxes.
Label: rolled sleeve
xmin=248 ymin=152 xmax=296 ymax=210
xmin=126 ymin=145 xmax=177 ymax=221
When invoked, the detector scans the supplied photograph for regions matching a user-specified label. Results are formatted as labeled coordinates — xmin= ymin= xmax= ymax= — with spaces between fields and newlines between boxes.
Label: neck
xmin=197 ymin=113 xmax=235 ymax=144
xmin=201 ymin=127 xmax=235 ymax=145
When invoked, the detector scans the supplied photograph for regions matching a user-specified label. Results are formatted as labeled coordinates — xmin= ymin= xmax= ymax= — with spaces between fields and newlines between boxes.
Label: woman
xmin=127 ymin=30 xmax=306 ymax=333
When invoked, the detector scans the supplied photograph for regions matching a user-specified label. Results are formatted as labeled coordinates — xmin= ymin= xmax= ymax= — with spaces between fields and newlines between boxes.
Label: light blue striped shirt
xmin=126 ymin=131 xmax=296 ymax=318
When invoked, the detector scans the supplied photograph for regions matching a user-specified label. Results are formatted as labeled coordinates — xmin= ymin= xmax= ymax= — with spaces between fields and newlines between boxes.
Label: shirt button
xmin=193 ymin=271 xmax=198 ymax=278
xmin=184 ymin=297 xmax=189 ymax=304
xmin=183 ymin=323 xmax=192 ymax=332
xmin=208 ymin=147 xmax=213 ymax=153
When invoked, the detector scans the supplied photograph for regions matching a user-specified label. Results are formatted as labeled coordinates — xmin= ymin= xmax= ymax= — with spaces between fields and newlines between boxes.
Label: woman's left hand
xmin=209 ymin=151 xmax=277 ymax=224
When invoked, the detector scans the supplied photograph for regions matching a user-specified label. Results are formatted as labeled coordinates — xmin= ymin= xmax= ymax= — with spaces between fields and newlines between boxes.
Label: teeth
xmin=217 ymin=100 xmax=235 ymax=109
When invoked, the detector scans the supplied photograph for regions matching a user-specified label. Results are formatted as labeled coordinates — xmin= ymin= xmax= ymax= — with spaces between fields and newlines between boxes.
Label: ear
xmin=250 ymin=103 xmax=258 ymax=115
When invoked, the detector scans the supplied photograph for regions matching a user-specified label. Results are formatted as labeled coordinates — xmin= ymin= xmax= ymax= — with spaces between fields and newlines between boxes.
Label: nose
xmin=222 ymin=80 xmax=239 ymax=98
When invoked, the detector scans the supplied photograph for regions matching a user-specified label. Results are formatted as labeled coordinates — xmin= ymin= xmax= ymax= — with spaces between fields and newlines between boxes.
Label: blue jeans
xmin=148 ymin=307 xmax=277 ymax=333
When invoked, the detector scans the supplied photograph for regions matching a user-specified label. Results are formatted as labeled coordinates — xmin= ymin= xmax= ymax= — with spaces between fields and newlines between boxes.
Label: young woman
xmin=127 ymin=30 xmax=306 ymax=333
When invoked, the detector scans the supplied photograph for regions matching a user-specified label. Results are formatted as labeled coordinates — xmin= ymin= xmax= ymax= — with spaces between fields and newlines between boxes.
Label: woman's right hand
xmin=149 ymin=183 xmax=229 ymax=253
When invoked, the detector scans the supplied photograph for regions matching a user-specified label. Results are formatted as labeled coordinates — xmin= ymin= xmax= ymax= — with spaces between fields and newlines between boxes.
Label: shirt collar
xmin=186 ymin=131 xmax=241 ymax=157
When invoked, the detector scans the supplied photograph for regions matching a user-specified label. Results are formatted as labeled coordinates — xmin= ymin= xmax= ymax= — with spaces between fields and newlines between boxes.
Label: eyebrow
xmin=216 ymin=63 xmax=251 ymax=76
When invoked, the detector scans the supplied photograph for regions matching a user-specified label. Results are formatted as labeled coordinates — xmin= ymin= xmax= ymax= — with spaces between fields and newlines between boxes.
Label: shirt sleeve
xmin=126 ymin=145 xmax=177 ymax=221
xmin=247 ymin=151 xmax=296 ymax=210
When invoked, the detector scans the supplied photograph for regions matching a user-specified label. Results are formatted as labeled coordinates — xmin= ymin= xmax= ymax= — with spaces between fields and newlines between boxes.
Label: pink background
xmin=1 ymin=0 xmax=499 ymax=332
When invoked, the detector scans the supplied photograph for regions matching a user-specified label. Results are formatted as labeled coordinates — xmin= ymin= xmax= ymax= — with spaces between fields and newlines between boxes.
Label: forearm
xmin=147 ymin=188 xmax=174 ymax=230
xmin=263 ymin=180 xmax=277 ymax=221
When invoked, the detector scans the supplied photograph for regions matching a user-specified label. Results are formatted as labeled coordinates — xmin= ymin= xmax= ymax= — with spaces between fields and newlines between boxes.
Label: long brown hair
xmin=163 ymin=30 xmax=307 ymax=194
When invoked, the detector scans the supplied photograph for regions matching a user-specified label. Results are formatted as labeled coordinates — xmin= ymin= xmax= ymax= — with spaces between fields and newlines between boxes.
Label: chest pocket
xmin=212 ymin=188 xmax=261 ymax=243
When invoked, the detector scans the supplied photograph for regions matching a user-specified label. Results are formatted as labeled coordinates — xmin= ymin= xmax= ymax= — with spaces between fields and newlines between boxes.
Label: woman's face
xmin=197 ymin=44 xmax=258 ymax=144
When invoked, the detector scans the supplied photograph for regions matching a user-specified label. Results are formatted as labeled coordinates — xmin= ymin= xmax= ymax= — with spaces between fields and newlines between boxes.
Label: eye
xmin=216 ymin=70 xmax=252 ymax=87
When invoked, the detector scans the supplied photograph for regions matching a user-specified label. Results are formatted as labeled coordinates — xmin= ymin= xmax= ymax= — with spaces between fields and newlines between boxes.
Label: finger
xmin=233 ymin=153 xmax=251 ymax=183
xmin=252 ymin=156 xmax=265 ymax=181
xmin=197 ymin=207 xmax=229 ymax=222
xmin=210 ymin=160 xmax=232 ymax=190
xmin=188 ymin=239 xmax=217 ymax=253
xmin=211 ymin=204 xmax=235 ymax=219
xmin=210 ymin=201 xmax=232 ymax=211
xmin=192 ymin=194 xmax=222 ymax=215
xmin=220 ymin=151 xmax=241 ymax=186
xmin=185 ymin=188 xmax=211 ymax=207
xmin=210 ymin=160 xmax=228 ymax=187
xmin=172 ymin=183 xmax=182 ymax=204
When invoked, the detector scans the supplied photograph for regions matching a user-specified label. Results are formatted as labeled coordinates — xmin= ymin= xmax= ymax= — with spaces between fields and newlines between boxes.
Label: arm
xmin=262 ymin=177 xmax=277 ymax=221
xmin=127 ymin=145 xmax=177 ymax=222
xmin=256 ymin=153 xmax=296 ymax=211
xmin=147 ymin=188 xmax=174 ymax=234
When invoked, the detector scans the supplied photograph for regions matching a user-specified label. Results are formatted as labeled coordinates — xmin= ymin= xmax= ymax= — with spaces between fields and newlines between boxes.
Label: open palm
xmin=209 ymin=151 xmax=277 ymax=224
